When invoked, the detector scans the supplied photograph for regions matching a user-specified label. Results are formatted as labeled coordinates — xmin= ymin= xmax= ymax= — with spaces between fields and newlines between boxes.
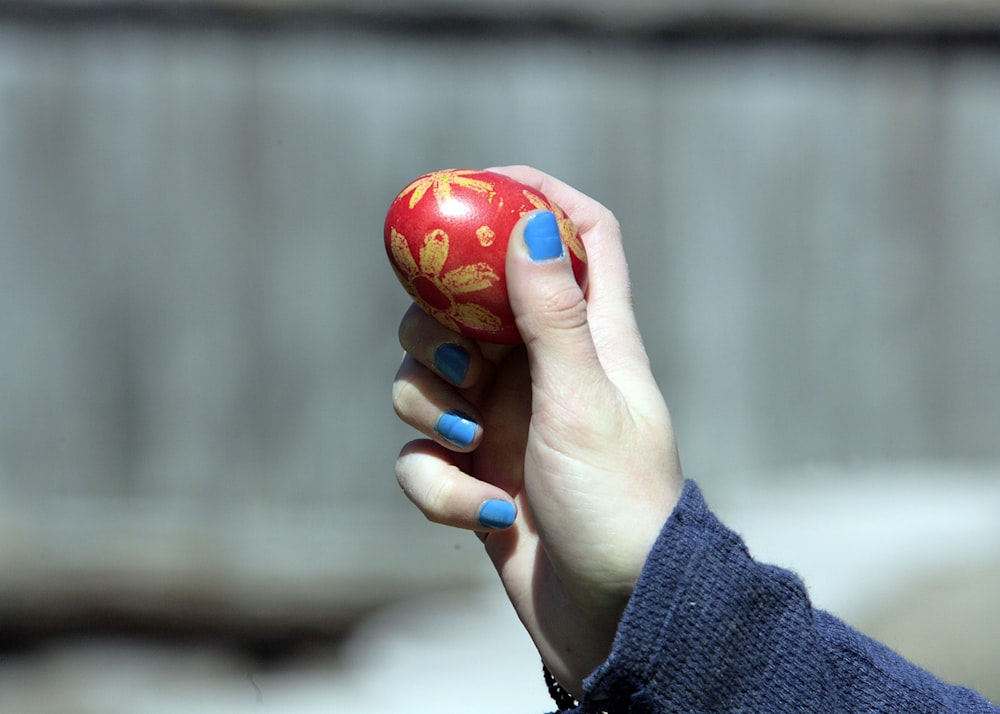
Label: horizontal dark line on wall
xmin=1 ymin=1 xmax=1000 ymax=49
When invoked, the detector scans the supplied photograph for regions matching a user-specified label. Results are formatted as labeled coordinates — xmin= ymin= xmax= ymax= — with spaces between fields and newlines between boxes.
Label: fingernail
xmin=523 ymin=211 xmax=564 ymax=262
xmin=435 ymin=410 xmax=478 ymax=448
xmin=478 ymin=499 xmax=516 ymax=529
xmin=434 ymin=343 xmax=470 ymax=385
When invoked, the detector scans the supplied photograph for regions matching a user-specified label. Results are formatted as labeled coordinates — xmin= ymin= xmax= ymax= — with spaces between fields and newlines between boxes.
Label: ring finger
xmin=392 ymin=354 xmax=484 ymax=452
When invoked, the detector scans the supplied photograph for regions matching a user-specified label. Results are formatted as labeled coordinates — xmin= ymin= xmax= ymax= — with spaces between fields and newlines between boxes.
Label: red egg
xmin=384 ymin=169 xmax=587 ymax=343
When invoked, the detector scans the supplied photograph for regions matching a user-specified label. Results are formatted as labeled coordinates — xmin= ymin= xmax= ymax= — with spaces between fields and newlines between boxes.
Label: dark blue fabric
xmin=566 ymin=480 xmax=998 ymax=713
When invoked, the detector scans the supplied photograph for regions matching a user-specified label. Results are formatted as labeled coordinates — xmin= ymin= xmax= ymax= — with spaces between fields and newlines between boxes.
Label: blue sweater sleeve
xmin=572 ymin=480 xmax=998 ymax=713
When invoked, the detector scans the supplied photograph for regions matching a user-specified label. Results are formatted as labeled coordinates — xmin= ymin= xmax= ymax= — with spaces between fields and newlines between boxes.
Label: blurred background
xmin=1 ymin=1 xmax=999 ymax=711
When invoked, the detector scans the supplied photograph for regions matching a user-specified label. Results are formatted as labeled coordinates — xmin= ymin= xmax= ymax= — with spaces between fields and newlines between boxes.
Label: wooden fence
xmin=0 ymin=6 xmax=998 ymax=636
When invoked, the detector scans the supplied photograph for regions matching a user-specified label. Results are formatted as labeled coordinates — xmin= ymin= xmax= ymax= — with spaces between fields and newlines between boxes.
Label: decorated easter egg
xmin=384 ymin=169 xmax=587 ymax=343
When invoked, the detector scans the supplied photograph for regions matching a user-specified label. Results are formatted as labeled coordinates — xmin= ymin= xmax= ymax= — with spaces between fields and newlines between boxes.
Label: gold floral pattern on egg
xmin=388 ymin=227 xmax=503 ymax=335
xmin=399 ymin=169 xmax=497 ymax=211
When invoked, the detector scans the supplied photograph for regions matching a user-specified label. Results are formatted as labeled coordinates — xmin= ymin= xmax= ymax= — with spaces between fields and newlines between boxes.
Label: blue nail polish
xmin=435 ymin=410 xmax=478 ymax=448
xmin=434 ymin=343 xmax=470 ymax=385
xmin=523 ymin=211 xmax=564 ymax=262
xmin=478 ymin=499 xmax=516 ymax=529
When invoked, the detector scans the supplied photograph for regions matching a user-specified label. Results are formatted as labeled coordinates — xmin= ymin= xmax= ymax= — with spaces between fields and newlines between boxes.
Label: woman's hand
xmin=391 ymin=166 xmax=684 ymax=696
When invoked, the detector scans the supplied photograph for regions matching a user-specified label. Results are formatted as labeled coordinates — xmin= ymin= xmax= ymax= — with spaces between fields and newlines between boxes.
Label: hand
xmin=391 ymin=166 xmax=684 ymax=696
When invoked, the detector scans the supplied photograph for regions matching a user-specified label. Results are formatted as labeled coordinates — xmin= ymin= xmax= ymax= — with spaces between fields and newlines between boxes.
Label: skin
xmin=391 ymin=165 xmax=684 ymax=697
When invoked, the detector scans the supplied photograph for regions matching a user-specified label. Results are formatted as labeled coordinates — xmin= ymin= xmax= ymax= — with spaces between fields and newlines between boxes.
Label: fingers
xmin=398 ymin=303 xmax=482 ymax=389
xmin=397 ymin=440 xmax=517 ymax=531
xmin=487 ymin=165 xmax=609 ymax=236
xmin=494 ymin=167 xmax=656 ymax=398
xmin=394 ymin=305 xmax=487 ymax=452
xmin=505 ymin=210 xmax=613 ymax=411
xmin=393 ymin=355 xmax=483 ymax=451
xmin=393 ymin=312 xmax=518 ymax=529
xmin=393 ymin=304 xmax=520 ymax=530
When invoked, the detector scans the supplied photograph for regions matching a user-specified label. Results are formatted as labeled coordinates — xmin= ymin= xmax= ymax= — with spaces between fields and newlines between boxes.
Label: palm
xmin=466 ymin=347 xmax=653 ymax=694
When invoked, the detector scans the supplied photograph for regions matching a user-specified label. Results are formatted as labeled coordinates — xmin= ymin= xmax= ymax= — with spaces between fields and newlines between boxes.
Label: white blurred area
xmin=1 ymin=1 xmax=1000 ymax=711
xmin=1 ymin=463 xmax=997 ymax=712
xmin=0 ymin=581 xmax=553 ymax=713
xmin=714 ymin=464 xmax=1000 ymax=618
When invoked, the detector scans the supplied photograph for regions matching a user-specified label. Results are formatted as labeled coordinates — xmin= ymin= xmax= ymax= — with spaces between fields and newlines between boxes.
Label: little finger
xmin=397 ymin=440 xmax=517 ymax=531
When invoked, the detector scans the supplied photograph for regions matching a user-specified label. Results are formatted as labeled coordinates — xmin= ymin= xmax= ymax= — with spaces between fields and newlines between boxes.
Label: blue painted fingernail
xmin=478 ymin=499 xmax=516 ymax=529
xmin=523 ymin=211 xmax=564 ymax=262
xmin=434 ymin=343 xmax=470 ymax=385
xmin=435 ymin=410 xmax=478 ymax=448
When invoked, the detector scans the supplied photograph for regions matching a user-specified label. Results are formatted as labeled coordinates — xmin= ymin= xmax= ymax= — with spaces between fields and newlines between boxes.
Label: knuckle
xmin=394 ymin=448 xmax=455 ymax=527
xmin=601 ymin=210 xmax=622 ymax=236
xmin=394 ymin=445 xmax=419 ymax=492
xmin=397 ymin=303 xmax=425 ymax=350
xmin=390 ymin=375 xmax=418 ymax=417
xmin=536 ymin=282 xmax=588 ymax=332
xmin=418 ymin=475 xmax=454 ymax=526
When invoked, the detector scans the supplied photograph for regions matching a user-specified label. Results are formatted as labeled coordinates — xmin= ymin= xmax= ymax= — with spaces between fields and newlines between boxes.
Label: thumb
xmin=506 ymin=210 xmax=605 ymax=400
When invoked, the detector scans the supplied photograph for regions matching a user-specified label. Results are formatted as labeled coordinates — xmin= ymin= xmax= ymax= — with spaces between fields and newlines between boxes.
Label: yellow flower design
xmin=523 ymin=190 xmax=586 ymax=263
xmin=399 ymin=169 xmax=497 ymax=211
xmin=389 ymin=227 xmax=503 ymax=334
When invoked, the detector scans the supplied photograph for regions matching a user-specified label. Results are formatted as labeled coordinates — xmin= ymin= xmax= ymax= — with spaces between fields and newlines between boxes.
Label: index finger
xmin=486 ymin=165 xmax=611 ymax=236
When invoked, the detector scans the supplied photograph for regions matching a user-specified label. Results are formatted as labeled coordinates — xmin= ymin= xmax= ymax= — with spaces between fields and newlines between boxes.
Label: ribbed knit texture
xmin=560 ymin=480 xmax=999 ymax=713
